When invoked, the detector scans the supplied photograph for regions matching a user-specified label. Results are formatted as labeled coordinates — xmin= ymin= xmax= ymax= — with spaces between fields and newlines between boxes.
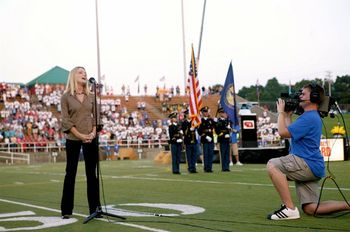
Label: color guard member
xmin=168 ymin=112 xmax=183 ymax=174
xmin=215 ymin=107 xmax=231 ymax=171
xmin=181 ymin=109 xmax=198 ymax=173
xmin=197 ymin=106 xmax=215 ymax=173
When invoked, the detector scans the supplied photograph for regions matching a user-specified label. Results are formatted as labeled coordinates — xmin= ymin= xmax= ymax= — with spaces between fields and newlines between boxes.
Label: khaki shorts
xmin=268 ymin=154 xmax=321 ymax=205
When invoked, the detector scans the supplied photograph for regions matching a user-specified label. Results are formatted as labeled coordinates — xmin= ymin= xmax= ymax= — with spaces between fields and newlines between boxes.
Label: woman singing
xmin=60 ymin=66 xmax=100 ymax=219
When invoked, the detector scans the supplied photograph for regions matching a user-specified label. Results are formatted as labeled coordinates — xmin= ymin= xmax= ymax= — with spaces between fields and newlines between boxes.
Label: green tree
xmin=332 ymin=75 xmax=350 ymax=104
xmin=293 ymin=79 xmax=323 ymax=93
xmin=260 ymin=77 xmax=285 ymax=101
xmin=237 ymin=85 xmax=258 ymax=101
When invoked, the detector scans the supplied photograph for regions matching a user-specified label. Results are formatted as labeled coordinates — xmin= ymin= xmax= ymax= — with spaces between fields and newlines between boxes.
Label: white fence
xmin=0 ymin=139 xmax=170 ymax=164
xmin=0 ymin=139 xmax=170 ymax=154
xmin=0 ymin=152 xmax=30 ymax=164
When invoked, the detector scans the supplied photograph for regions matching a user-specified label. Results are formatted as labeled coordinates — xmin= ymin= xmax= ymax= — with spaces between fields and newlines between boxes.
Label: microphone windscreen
xmin=89 ymin=77 xmax=96 ymax=84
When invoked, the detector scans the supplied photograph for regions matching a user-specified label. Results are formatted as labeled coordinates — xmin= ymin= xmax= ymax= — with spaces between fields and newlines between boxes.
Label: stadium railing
xmin=0 ymin=151 xmax=30 ymax=164
xmin=0 ymin=138 xmax=170 ymax=154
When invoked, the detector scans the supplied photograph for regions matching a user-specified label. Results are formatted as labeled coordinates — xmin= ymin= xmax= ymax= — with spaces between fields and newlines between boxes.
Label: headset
xmin=308 ymin=82 xmax=323 ymax=104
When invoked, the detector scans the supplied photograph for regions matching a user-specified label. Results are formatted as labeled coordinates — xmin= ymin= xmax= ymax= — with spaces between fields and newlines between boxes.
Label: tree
xmin=237 ymin=85 xmax=258 ymax=101
xmin=260 ymin=77 xmax=284 ymax=101
xmin=332 ymin=75 xmax=350 ymax=104
xmin=233 ymin=75 xmax=350 ymax=105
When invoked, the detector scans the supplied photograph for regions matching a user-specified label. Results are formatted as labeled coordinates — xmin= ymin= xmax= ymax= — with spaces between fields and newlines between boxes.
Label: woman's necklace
xmin=75 ymin=90 xmax=85 ymax=103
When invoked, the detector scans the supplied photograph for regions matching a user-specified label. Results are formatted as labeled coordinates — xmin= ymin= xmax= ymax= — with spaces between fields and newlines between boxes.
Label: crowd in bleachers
xmin=0 ymin=83 xmax=30 ymax=102
xmin=30 ymin=84 xmax=65 ymax=111
xmin=256 ymin=110 xmax=281 ymax=147
xmin=0 ymin=83 xmax=172 ymax=152
xmin=0 ymin=82 xmax=283 ymax=153
xmin=0 ymin=83 xmax=65 ymax=152
xmin=98 ymin=98 xmax=169 ymax=145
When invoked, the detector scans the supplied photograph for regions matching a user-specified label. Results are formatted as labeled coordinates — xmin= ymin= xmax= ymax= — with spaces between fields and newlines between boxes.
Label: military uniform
xmin=168 ymin=112 xmax=183 ymax=174
xmin=215 ymin=108 xmax=232 ymax=171
xmin=197 ymin=106 xmax=215 ymax=172
xmin=181 ymin=111 xmax=198 ymax=173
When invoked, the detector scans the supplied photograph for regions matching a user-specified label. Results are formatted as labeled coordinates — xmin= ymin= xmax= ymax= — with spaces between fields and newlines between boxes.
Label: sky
xmin=1 ymin=0 xmax=350 ymax=95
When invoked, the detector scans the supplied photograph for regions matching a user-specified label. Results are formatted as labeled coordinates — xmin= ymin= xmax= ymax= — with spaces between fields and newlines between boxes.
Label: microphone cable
xmin=313 ymin=103 xmax=350 ymax=217
xmin=90 ymin=78 xmax=112 ymax=221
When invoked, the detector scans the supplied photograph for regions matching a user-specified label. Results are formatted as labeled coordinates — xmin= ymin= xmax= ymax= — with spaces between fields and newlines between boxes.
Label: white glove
xmin=190 ymin=127 xmax=195 ymax=131
xmin=176 ymin=139 xmax=183 ymax=143
xmin=206 ymin=136 xmax=212 ymax=142
xmin=225 ymin=134 xmax=230 ymax=138
xmin=227 ymin=125 xmax=231 ymax=129
xmin=179 ymin=130 xmax=183 ymax=134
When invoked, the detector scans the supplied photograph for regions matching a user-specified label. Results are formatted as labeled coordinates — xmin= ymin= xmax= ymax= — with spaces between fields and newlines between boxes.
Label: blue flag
xmin=220 ymin=62 xmax=239 ymax=127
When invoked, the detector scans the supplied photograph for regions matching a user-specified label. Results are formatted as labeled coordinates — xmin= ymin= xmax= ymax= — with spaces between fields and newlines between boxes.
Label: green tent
xmin=26 ymin=66 xmax=69 ymax=87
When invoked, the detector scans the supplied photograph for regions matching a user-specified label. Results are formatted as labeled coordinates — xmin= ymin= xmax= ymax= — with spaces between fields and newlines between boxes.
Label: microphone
xmin=89 ymin=77 xmax=96 ymax=84
xmin=334 ymin=100 xmax=342 ymax=114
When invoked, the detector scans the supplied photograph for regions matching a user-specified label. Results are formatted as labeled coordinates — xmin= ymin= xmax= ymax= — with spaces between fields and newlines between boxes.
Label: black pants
xmin=61 ymin=139 xmax=101 ymax=215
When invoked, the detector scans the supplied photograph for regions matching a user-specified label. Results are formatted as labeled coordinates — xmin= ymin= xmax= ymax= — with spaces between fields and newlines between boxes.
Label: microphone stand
xmin=84 ymin=80 xmax=126 ymax=224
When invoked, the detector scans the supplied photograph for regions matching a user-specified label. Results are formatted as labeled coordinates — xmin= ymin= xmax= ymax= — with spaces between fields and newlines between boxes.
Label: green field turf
xmin=316 ymin=113 xmax=349 ymax=138
xmin=0 ymin=160 xmax=350 ymax=231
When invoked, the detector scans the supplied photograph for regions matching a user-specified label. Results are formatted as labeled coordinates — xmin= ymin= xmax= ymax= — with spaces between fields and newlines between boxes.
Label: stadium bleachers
xmin=0 ymin=82 xmax=280 ymax=159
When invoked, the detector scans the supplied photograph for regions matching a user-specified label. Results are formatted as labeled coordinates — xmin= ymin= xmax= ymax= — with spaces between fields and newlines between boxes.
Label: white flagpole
xmin=95 ymin=0 xmax=101 ymax=84
xmin=181 ymin=0 xmax=187 ymax=95
xmin=197 ymin=0 xmax=207 ymax=61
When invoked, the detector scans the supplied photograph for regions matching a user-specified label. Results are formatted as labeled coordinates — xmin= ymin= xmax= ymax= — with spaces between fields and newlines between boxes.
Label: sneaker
xmin=267 ymin=204 xmax=300 ymax=220
xmin=229 ymin=162 xmax=233 ymax=166
xmin=236 ymin=161 xmax=243 ymax=166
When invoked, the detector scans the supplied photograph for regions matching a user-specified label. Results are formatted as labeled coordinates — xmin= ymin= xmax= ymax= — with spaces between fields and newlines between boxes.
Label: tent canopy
xmin=26 ymin=66 xmax=69 ymax=87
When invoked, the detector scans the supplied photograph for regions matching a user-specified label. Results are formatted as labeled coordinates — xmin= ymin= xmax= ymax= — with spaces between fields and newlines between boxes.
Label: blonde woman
xmin=60 ymin=66 xmax=100 ymax=219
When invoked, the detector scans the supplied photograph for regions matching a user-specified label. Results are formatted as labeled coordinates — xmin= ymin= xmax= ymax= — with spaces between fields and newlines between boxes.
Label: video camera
xmin=280 ymin=91 xmax=333 ymax=117
xmin=280 ymin=90 xmax=302 ymax=113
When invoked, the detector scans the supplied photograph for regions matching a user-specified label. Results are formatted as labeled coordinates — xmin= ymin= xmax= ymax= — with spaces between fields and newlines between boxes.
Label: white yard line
xmin=2 ymin=169 xmax=350 ymax=191
xmin=109 ymin=175 xmax=350 ymax=191
xmin=0 ymin=198 xmax=169 ymax=232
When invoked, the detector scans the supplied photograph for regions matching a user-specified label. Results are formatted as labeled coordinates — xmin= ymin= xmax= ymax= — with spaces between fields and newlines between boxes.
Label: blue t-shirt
xmin=230 ymin=125 xmax=240 ymax=144
xmin=287 ymin=110 xmax=325 ymax=178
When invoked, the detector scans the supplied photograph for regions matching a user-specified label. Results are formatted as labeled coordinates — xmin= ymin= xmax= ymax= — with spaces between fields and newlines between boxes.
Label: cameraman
xmin=267 ymin=83 xmax=350 ymax=220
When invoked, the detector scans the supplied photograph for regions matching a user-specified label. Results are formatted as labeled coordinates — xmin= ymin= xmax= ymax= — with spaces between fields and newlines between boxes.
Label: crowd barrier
xmin=0 ymin=152 xmax=30 ymax=164
xmin=0 ymin=139 xmax=170 ymax=154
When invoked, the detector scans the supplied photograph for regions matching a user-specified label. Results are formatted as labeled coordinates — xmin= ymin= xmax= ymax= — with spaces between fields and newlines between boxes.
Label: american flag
xmin=188 ymin=45 xmax=202 ymax=127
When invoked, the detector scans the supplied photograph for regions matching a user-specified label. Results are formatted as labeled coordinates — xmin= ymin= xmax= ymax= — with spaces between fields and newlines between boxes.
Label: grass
xmin=0 ymin=159 xmax=350 ymax=231
xmin=292 ymin=113 xmax=350 ymax=138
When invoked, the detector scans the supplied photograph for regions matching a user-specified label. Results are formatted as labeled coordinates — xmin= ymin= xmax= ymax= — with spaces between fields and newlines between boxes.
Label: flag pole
xmin=138 ymin=78 xmax=140 ymax=95
xmin=95 ymin=0 xmax=101 ymax=84
xmin=197 ymin=0 xmax=207 ymax=61
xmin=231 ymin=61 xmax=238 ymax=126
xmin=181 ymin=0 xmax=187 ymax=95
xmin=256 ymin=79 xmax=260 ymax=106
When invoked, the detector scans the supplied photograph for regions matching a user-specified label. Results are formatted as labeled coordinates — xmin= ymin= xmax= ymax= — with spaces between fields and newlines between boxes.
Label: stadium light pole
xmin=325 ymin=71 xmax=332 ymax=96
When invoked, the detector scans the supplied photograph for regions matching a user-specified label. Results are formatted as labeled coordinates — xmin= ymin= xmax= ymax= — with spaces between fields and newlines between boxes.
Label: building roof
xmin=26 ymin=66 xmax=69 ymax=87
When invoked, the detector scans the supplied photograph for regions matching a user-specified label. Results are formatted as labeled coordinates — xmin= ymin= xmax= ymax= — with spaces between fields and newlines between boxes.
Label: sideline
xmin=0 ymin=198 xmax=169 ymax=232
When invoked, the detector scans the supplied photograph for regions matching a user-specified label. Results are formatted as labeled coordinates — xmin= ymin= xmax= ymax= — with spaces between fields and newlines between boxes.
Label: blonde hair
xmin=64 ymin=66 xmax=90 ymax=95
